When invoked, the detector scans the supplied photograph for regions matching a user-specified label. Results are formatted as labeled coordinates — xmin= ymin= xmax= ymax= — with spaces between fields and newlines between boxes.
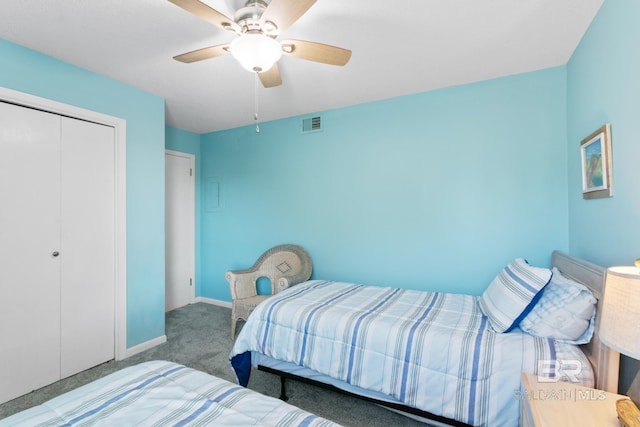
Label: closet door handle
xmin=52 ymin=251 xmax=60 ymax=257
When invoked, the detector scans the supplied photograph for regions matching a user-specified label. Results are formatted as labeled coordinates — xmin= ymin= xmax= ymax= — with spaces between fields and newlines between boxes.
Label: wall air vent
xmin=302 ymin=116 xmax=322 ymax=134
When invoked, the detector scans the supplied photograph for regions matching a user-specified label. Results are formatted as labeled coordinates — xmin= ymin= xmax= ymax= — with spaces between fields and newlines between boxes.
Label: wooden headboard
xmin=551 ymin=250 xmax=620 ymax=392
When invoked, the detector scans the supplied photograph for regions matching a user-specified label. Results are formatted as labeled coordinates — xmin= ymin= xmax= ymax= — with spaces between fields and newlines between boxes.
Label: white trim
xmin=0 ymin=86 xmax=128 ymax=361
xmin=122 ymin=335 xmax=167 ymax=359
xmin=196 ymin=296 xmax=232 ymax=309
xmin=165 ymin=150 xmax=196 ymax=306
xmin=114 ymin=118 xmax=127 ymax=361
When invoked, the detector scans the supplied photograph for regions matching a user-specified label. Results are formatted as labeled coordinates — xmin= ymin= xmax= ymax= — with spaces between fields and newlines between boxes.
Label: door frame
xmin=0 ymin=87 xmax=128 ymax=361
xmin=165 ymin=150 xmax=196 ymax=309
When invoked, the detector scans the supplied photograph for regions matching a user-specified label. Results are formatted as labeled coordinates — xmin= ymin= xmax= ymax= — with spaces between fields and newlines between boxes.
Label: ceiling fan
xmin=169 ymin=0 xmax=352 ymax=88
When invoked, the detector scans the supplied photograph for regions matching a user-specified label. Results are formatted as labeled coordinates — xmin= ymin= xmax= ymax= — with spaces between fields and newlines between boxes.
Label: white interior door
xmin=165 ymin=150 xmax=195 ymax=312
xmin=60 ymin=117 xmax=115 ymax=378
xmin=0 ymin=102 xmax=62 ymax=403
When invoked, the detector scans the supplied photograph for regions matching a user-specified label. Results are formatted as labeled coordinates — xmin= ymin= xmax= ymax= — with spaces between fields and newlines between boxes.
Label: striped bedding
xmin=0 ymin=360 xmax=339 ymax=427
xmin=230 ymin=280 xmax=592 ymax=427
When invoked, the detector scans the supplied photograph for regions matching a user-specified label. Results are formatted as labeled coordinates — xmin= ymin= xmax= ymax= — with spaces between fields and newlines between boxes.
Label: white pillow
xmin=519 ymin=267 xmax=596 ymax=344
xmin=479 ymin=258 xmax=552 ymax=333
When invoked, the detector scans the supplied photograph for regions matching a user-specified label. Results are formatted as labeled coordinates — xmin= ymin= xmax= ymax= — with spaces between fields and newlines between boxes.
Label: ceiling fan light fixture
xmin=229 ymin=33 xmax=282 ymax=73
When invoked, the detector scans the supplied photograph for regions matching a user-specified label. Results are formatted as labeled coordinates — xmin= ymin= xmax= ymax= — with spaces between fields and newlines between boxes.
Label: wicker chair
xmin=226 ymin=244 xmax=312 ymax=339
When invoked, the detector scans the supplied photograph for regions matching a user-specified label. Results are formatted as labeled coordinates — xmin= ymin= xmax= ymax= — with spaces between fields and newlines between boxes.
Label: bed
xmin=230 ymin=251 xmax=620 ymax=427
xmin=0 ymin=360 xmax=340 ymax=426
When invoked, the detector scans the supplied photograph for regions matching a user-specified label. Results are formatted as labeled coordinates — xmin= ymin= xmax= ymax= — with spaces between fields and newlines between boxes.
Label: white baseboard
xmin=119 ymin=335 xmax=167 ymax=360
xmin=118 ymin=298 xmax=229 ymax=360
xmin=195 ymin=296 xmax=232 ymax=309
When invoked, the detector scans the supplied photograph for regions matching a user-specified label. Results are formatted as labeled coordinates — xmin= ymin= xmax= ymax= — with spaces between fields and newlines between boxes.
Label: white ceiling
xmin=0 ymin=0 xmax=603 ymax=134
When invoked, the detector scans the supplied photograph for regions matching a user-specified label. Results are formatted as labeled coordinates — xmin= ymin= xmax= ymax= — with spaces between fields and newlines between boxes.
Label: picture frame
xmin=580 ymin=123 xmax=613 ymax=199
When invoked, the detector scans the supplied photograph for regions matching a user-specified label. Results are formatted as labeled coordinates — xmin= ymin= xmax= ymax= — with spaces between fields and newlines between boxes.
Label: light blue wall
xmin=199 ymin=67 xmax=569 ymax=300
xmin=567 ymin=0 xmax=640 ymax=394
xmin=0 ymin=39 xmax=166 ymax=348
xmin=166 ymin=126 xmax=202 ymax=295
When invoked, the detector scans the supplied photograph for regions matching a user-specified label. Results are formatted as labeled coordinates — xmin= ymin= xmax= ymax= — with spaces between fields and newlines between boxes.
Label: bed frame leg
xmin=279 ymin=375 xmax=288 ymax=401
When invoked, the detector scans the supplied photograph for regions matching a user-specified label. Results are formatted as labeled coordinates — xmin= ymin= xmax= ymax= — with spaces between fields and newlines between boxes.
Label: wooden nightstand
xmin=520 ymin=373 xmax=628 ymax=426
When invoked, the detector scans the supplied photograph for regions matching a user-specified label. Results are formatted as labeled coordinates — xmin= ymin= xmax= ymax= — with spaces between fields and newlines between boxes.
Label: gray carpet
xmin=0 ymin=303 xmax=430 ymax=426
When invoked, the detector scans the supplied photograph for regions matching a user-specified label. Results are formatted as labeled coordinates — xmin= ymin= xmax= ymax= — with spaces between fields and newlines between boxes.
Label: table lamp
xmin=599 ymin=263 xmax=640 ymax=424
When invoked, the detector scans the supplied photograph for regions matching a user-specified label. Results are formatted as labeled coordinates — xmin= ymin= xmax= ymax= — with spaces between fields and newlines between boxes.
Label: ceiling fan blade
xmin=260 ymin=0 xmax=317 ymax=34
xmin=173 ymin=44 xmax=230 ymax=63
xmin=168 ymin=0 xmax=240 ymax=33
xmin=258 ymin=63 xmax=283 ymax=88
xmin=280 ymin=39 xmax=352 ymax=66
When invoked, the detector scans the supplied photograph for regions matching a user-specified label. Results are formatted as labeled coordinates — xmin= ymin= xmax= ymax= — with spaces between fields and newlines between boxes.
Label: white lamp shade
xmin=229 ymin=33 xmax=282 ymax=73
xmin=599 ymin=266 xmax=640 ymax=360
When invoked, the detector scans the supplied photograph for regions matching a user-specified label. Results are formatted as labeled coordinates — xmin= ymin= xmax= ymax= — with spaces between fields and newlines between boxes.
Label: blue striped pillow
xmin=479 ymin=258 xmax=552 ymax=333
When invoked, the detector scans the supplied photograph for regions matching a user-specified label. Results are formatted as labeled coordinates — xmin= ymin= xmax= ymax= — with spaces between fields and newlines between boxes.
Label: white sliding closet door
xmin=60 ymin=117 xmax=115 ymax=378
xmin=0 ymin=102 xmax=62 ymax=403
xmin=0 ymin=101 xmax=116 ymax=403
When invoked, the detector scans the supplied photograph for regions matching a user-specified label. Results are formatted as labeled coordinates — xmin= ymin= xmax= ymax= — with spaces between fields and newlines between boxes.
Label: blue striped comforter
xmin=1 ymin=361 xmax=339 ymax=427
xmin=230 ymin=280 xmax=558 ymax=426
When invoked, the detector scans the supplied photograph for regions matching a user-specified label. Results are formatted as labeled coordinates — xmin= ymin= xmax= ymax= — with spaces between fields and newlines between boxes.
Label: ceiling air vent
xmin=302 ymin=116 xmax=322 ymax=134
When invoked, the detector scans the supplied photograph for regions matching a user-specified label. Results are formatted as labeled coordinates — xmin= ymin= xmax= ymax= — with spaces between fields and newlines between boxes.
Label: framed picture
xmin=581 ymin=123 xmax=613 ymax=199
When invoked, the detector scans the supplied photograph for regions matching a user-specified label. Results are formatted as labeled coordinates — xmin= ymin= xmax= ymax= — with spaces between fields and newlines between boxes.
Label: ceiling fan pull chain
xmin=254 ymin=71 xmax=260 ymax=133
